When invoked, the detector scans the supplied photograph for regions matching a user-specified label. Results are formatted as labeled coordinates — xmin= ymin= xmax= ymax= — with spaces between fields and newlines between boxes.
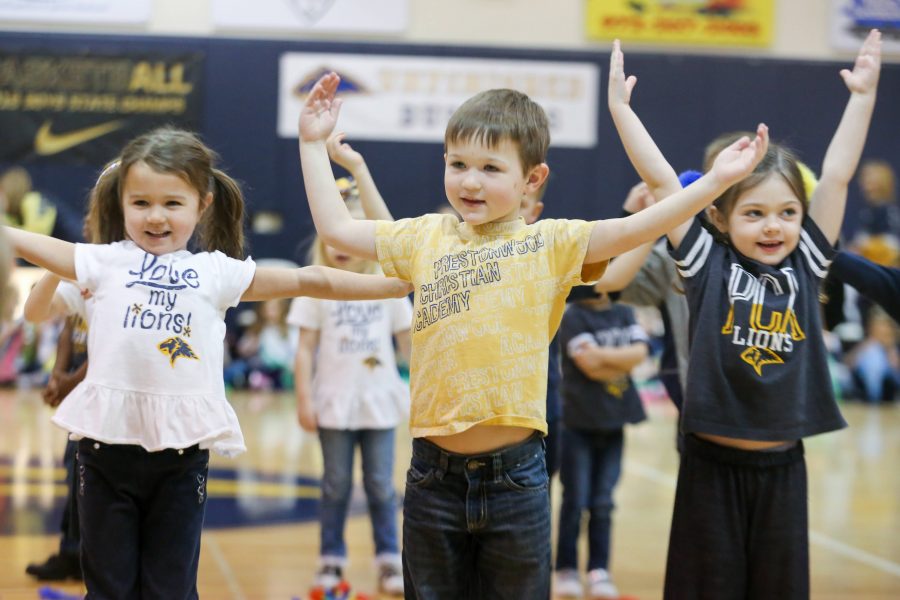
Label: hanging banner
xmin=278 ymin=54 xmax=599 ymax=148
xmin=585 ymin=0 xmax=774 ymax=47
xmin=831 ymin=0 xmax=900 ymax=53
xmin=0 ymin=0 xmax=150 ymax=24
xmin=0 ymin=51 xmax=205 ymax=164
xmin=212 ymin=0 xmax=408 ymax=34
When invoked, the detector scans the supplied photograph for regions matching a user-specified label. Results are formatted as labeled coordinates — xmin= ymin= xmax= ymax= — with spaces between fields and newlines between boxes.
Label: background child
xmin=298 ymin=68 xmax=767 ymax=597
xmin=288 ymin=195 xmax=412 ymax=596
xmin=608 ymin=31 xmax=881 ymax=598
xmin=554 ymin=292 xmax=648 ymax=600
xmin=5 ymin=127 xmax=412 ymax=599
xmin=224 ymin=298 xmax=297 ymax=390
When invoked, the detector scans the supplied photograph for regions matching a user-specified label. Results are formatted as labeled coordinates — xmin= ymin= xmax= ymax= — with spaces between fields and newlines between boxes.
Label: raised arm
xmin=586 ymin=125 xmax=769 ymax=263
xmin=593 ymin=183 xmax=656 ymax=293
xmin=23 ymin=272 xmax=71 ymax=323
xmin=299 ymin=73 xmax=377 ymax=260
xmin=809 ymin=29 xmax=881 ymax=244
xmin=607 ymin=40 xmax=682 ymax=203
xmin=5 ymin=227 xmax=76 ymax=279
xmin=326 ymin=132 xmax=394 ymax=221
xmin=242 ymin=265 xmax=412 ymax=302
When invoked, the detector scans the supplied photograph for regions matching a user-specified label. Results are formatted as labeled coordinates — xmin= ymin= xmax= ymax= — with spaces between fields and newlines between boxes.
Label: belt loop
xmin=492 ymin=453 xmax=503 ymax=483
xmin=437 ymin=451 xmax=449 ymax=480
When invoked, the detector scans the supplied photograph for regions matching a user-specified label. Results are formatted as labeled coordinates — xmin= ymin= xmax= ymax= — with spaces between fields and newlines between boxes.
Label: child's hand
xmin=41 ymin=375 xmax=61 ymax=408
xmin=297 ymin=403 xmax=317 ymax=432
xmin=608 ymin=39 xmax=637 ymax=110
xmin=298 ymin=72 xmax=343 ymax=144
xmin=709 ymin=123 xmax=769 ymax=187
xmin=622 ymin=182 xmax=655 ymax=213
xmin=326 ymin=132 xmax=364 ymax=173
xmin=841 ymin=29 xmax=881 ymax=95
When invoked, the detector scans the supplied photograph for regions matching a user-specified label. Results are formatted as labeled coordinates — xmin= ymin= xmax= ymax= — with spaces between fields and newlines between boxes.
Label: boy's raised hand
xmin=608 ymin=39 xmax=637 ymax=110
xmin=298 ymin=72 xmax=343 ymax=144
xmin=841 ymin=29 xmax=881 ymax=95
xmin=326 ymin=132 xmax=364 ymax=172
xmin=709 ymin=123 xmax=769 ymax=187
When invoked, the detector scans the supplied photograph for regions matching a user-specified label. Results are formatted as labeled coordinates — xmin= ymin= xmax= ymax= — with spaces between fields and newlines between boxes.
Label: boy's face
xmin=444 ymin=138 xmax=547 ymax=226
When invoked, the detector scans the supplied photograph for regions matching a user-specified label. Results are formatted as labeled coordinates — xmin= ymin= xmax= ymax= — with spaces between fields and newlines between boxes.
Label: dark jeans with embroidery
xmin=402 ymin=434 xmax=550 ymax=600
xmin=77 ymin=439 xmax=209 ymax=600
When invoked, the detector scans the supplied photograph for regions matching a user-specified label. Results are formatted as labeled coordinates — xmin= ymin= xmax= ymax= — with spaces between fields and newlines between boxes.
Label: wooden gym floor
xmin=0 ymin=389 xmax=898 ymax=599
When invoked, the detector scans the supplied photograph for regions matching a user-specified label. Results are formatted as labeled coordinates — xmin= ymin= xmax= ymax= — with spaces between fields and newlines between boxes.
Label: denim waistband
xmin=412 ymin=433 xmax=544 ymax=477
xmin=685 ymin=434 xmax=804 ymax=468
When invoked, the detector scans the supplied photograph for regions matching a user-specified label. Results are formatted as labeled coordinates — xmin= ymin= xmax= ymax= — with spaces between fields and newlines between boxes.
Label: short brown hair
xmin=445 ymin=89 xmax=550 ymax=173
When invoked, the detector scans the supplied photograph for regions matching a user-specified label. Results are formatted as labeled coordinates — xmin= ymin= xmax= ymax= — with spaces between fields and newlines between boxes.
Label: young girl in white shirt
xmin=288 ymin=195 xmax=412 ymax=595
xmin=5 ymin=127 xmax=411 ymax=600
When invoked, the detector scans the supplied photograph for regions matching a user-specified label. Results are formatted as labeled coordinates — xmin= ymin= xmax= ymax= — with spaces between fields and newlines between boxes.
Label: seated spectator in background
xmin=846 ymin=306 xmax=900 ymax=403
xmin=224 ymin=298 xmax=297 ymax=390
xmin=0 ymin=166 xmax=82 ymax=242
xmin=852 ymin=159 xmax=900 ymax=266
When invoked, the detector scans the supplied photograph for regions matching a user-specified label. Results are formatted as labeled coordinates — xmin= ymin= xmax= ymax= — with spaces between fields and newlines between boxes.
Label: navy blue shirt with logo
xmin=559 ymin=302 xmax=648 ymax=431
xmin=670 ymin=217 xmax=847 ymax=441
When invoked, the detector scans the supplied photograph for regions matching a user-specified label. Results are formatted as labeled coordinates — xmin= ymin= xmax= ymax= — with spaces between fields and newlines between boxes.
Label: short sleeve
xmin=622 ymin=306 xmax=650 ymax=345
xmin=56 ymin=281 xmax=86 ymax=318
xmin=207 ymin=251 xmax=256 ymax=309
xmin=74 ymin=243 xmax=115 ymax=291
xmin=669 ymin=217 xmax=713 ymax=282
xmin=389 ymin=297 xmax=413 ymax=333
xmin=542 ymin=219 xmax=607 ymax=286
xmin=286 ymin=296 xmax=322 ymax=330
xmin=797 ymin=217 xmax=836 ymax=280
xmin=375 ymin=217 xmax=421 ymax=281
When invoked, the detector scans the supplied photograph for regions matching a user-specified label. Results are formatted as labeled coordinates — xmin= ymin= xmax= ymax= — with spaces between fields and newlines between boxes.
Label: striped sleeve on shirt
xmin=672 ymin=219 xmax=713 ymax=279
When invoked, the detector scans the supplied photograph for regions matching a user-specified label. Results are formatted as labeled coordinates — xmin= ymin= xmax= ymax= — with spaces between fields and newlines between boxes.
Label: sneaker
xmin=25 ymin=553 xmax=82 ymax=581
xmin=378 ymin=562 xmax=404 ymax=596
xmin=587 ymin=568 xmax=619 ymax=600
xmin=313 ymin=564 xmax=343 ymax=589
xmin=554 ymin=569 xmax=583 ymax=598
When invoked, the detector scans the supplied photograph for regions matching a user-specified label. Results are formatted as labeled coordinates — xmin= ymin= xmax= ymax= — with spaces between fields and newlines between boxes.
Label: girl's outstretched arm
xmin=608 ymin=40 xmax=682 ymax=203
xmin=23 ymin=272 xmax=71 ymax=323
xmin=299 ymin=73 xmax=378 ymax=260
xmin=809 ymin=29 xmax=881 ymax=244
xmin=5 ymin=227 xmax=76 ymax=279
xmin=585 ymin=125 xmax=769 ymax=263
xmin=242 ymin=265 xmax=412 ymax=302
xmin=326 ymin=132 xmax=394 ymax=221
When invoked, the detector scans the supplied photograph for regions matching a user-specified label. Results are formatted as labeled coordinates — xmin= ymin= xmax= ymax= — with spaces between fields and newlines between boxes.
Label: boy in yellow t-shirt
xmin=298 ymin=55 xmax=768 ymax=596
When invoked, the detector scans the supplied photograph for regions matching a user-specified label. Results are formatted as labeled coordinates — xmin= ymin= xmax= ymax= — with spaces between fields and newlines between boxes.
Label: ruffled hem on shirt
xmin=52 ymin=382 xmax=246 ymax=457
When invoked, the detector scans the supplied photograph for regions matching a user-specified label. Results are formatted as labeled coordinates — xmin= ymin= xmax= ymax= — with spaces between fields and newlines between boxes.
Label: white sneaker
xmin=554 ymin=569 xmax=583 ymax=598
xmin=378 ymin=563 xmax=404 ymax=596
xmin=587 ymin=568 xmax=619 ymax=600
xmin=313 ymin=564 xmax=343 ymax=589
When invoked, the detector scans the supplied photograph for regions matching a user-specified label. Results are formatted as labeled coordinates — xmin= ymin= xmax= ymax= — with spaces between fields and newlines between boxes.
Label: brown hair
xmin=85 ymin=127 xmax=245 ymax=258
xmin=703 ymin=133 xmax=807 ymax=220
xmin=444 ymin=89 xmax=550 ymax=173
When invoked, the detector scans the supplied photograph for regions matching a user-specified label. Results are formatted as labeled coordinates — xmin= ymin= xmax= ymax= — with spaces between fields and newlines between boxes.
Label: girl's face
xmin=121 ymin=161 xmax=211 ymax=255
xmin=710 ymin=175 xmax=803 ymax=266
xmin=323 ymin=244 xmax=368 ymax=273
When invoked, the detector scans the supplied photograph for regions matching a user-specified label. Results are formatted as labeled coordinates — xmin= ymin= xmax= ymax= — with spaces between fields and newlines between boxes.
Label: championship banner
xmin=213 ymin=0 xmax=408 ymax=33
xmin=0 ymin=0 xmax=150 ymax=24
xmin=278 ymin=54 xmax=599 ymax=148
xmin=0 ymin=51 xmax=204 ymax=164
xmin=831 ymin=0 xmax=900 ymax=53
xmin=585 ymin=0 xmax=774 ymax=47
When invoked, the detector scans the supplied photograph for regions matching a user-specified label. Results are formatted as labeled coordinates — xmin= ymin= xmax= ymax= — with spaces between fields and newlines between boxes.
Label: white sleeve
xmin=286 ymin=296 xmax=322 ymax=330
xmin=73 ymin=243 xmax=114 ymax=291
xmin=389 ymin=297 xmax=413 ymax=333
xmin=208 ymin=251 xmax=256 ymax=309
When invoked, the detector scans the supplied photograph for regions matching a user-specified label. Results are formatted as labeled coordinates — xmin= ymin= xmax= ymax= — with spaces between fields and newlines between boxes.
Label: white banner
xmin=831 ymin=0 xmax=900 ymax=53
xmin=278 ymin=54 xmax=600 ymax=148
xmin=213 ymin=0 xmax=408 ymax=33
xmin=0 ymin=0 xmax=150 ymax=23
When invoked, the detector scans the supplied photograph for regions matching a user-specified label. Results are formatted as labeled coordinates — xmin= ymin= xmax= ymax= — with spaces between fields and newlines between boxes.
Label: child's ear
xmin=706 ymin=205 xmax=728 ymax=233
xmin=200 ymin=192 xmax=213 ymax=214
xmin=525 ymin=163 xmax=549 ymax=193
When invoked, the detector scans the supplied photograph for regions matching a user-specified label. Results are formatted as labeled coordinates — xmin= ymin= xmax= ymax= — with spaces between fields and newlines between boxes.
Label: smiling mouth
xmin=146 ymin=231 xmax=171 ymax=239
xmin=758 ymin=241 xmax=782 ymax=252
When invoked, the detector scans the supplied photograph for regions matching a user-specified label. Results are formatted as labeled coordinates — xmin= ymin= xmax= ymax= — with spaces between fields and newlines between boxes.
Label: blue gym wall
xmin=1 ymin=31 xmax=898 ymax=262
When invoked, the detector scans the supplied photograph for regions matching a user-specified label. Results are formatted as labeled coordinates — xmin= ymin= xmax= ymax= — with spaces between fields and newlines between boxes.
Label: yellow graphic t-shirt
xmin=376 ymin=214 xmax=606 ymax=437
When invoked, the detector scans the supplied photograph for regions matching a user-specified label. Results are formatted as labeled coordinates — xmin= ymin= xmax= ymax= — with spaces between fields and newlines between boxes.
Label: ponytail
xmin=199 ymin=169 xmax=245 ymax=259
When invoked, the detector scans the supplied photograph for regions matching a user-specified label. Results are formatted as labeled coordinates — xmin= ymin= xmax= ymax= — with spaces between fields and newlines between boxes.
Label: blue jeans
xmin=77 ymin=440 xmax=209 ymax=600
xmin=555 ymin=427 xmax=624 ymax=572
xmin=318 ymin=428 xmax=399 ymax=560
xmin=402 ymin=434 xmax=550 ymax=600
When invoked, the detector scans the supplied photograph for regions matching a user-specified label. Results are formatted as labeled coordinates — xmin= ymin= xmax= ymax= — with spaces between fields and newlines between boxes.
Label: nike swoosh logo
xmin=34 ymin=119 xmax=125 ymax=156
